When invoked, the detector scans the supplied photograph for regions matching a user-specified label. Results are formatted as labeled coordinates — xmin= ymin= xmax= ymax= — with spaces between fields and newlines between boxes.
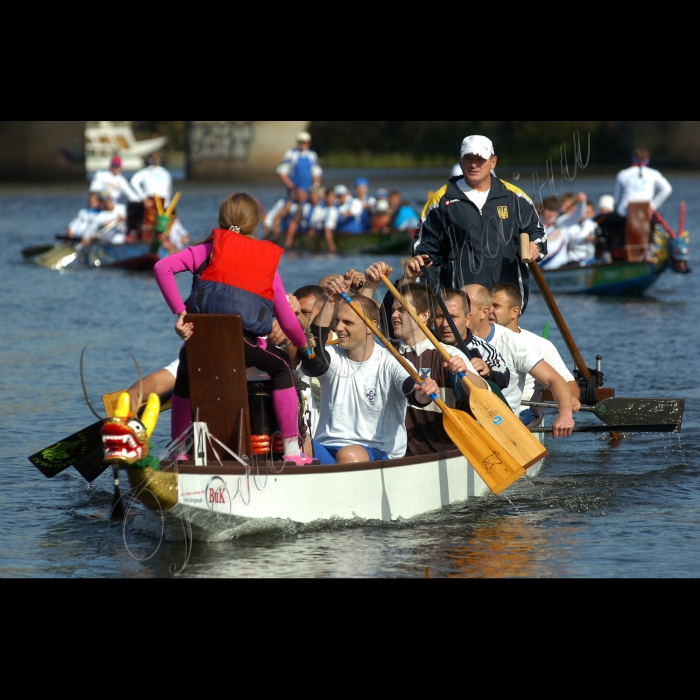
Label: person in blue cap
xmin=354 ymin=177 xmax=375 ymax=231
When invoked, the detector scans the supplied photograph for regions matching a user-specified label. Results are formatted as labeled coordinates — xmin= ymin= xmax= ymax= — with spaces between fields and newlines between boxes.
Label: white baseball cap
xmin=297 ymin=131 xmax=312 ymax=143
xmin=460 ymin=135 xmax=495 ymax=160
xmin=598 ymin=195 xmax=615 ymax=211
xmin=334 ymin=185 xmax=349 ymax=196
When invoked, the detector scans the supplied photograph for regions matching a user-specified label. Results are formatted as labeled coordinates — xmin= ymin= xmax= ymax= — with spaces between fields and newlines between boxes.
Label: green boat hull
xmin=291 ymin=230 xmax=412 ymax=255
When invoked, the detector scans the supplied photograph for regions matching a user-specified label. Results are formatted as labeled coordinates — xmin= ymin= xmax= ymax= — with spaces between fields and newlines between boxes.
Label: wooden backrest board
xmin=626 ymin=201 xmax=651 ymax=261
xmin=184 ymin=314 xmax=252 ymax=461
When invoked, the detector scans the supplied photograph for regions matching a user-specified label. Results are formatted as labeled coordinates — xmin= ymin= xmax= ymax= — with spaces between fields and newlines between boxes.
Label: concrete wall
xmin=0 ymin=121 xmax=85 ymax=180
xmin=187 ymin=121 xmax=310 ymax=179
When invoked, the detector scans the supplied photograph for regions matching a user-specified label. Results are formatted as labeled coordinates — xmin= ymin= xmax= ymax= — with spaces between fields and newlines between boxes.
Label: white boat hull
xmin=127 ymin=447 xmax=546 ymax=541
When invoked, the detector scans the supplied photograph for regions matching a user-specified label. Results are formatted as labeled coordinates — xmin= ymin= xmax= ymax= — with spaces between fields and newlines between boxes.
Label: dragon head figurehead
xmin=101 ymin=392 xmax=160 ymax=465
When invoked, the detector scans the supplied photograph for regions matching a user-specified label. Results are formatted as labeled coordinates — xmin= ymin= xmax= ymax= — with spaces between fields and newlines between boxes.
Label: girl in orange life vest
xmin=153 ymin=192 xmax=318 ymax=466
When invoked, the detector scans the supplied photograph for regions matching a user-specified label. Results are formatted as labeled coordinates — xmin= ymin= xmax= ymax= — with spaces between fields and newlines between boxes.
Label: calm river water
xmin=2 ymin=169 xmax=699 ymax=578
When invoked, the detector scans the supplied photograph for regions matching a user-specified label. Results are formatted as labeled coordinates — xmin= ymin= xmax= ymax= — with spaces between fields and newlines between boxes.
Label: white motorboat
xmin=85 ymin=120 xmax=168 ymax=172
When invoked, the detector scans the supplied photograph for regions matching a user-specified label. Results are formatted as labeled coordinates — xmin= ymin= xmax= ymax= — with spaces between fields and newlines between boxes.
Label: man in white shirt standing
xmin=130 ymin=153 xmax=173 ymax=207
xmin=489 ymin=282 xmax=581 ymax=427
xmin=90 ymin=156 xmax=141 ymax=204
xmin=614 ymin=147 xmax=672 ymax=219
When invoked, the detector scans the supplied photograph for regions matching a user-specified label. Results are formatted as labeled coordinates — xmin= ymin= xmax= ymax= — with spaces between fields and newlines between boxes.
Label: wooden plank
xmin=185 ymin=314 xmax=252 ymax=461
xmin=626 ymin=201 xmax=651 ymax=262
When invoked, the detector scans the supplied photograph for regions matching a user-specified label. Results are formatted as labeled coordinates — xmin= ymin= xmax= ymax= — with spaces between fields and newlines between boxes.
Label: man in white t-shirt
xmin=89 ymin=156 xmax=141 ymax=203
xmin=130 ymin=153 xmax=173 ymax=207
xmin=377 ymin=274 xmax=488 ymax=457
xmin=614 ymin=147 xmax=672 ymax=219
xmin=462 ymin=284 xmax=574 ymax=438
xmin=298 ymin=276 xmax=439 ymax=464
xmin=489 ymin=282 xmax=581 ymax=427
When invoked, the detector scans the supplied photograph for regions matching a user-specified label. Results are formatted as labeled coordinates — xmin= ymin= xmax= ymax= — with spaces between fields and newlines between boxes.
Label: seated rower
xmin=489 ymin=282 xmax=581 ymax=425
xmin=298 ymin=274 xmax=440 ymax=465
xmin=66 ymin=192 xmax=102 ymax=241
xmin=370 ymin=254 xmax=511 ymax=391
xmin=75 ymin=191 xmax=128 ymax=245
xmin=462 ymin=284 xmax=575 ymax=438
xmin=376 ymin=274 xmax=488 ymax=457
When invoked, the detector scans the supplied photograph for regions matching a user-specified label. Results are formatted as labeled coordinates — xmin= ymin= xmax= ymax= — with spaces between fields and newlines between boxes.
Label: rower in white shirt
xmin=89 ymin=156 xmax=141 ymax=203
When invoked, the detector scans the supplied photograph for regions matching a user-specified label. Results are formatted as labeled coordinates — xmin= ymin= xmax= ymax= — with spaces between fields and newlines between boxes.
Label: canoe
xmin=108 ymin=313 xmax=545 ymax=540
xmin=537 ymin=260 xmax=663 ymax=295
xmin=75 ymin=241 xmax=159 ymax=271
xmin=536 ymin=217 xmax=690 ymax=295
xmin=291 ymin=229 xmax=412 ymax=255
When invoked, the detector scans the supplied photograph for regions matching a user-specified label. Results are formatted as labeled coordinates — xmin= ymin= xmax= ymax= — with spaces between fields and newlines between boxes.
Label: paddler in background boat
xmin=489 ymin=282 xmax=580 ymax=427
xmin=153 ymin=192 xmax=319 ymax=467
xmin=298 ymin=274 xmax=440 ymax=465
xmin=78 ymin=191 xmax=127 ymax=245
xmin=66 ymin=191 xmax=102 ymax=242
xmin=538 ymin=191 xmax=588 ymax=270
xmin=353 ymin=178 xmax=375 ymax=232
xmin=462 ymin=284 xmax=575 ymax=438
xmin=566 ymin=198 xmax=598 ymax=266
xmin=89 ymin=156 xmax=141 ymax=204
xmin=413 ymin=135 xmax=546 ymax=314
xmin=335 ymin=184 xmax=365 ymax=234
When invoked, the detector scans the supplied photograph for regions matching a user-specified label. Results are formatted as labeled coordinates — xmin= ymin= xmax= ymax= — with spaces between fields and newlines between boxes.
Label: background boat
xmin=85 ymin=121 xmax=168 ymax=173
xmin=291 ymin=229 xmax=413 ymax=255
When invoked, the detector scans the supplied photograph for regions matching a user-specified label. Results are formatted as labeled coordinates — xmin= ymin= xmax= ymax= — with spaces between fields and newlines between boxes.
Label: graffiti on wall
xmin=189 ymin=121 xmax=254 ymax=163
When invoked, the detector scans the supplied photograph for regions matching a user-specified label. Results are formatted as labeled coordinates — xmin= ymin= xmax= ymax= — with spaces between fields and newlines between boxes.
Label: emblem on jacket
xmin=497 ymin=206 xmax=509 ymax=220
xmin=418 ymin=368 xmax=432 ymax=379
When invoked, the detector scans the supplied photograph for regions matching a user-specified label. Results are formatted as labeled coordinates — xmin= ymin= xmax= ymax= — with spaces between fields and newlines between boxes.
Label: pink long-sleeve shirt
xmin=153 ymin=242 xmax=307 ymax=348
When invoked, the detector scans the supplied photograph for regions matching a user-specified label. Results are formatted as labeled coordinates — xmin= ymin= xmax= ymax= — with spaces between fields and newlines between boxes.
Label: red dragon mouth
xmin=101 ymin=420 xmax=148 ymax=464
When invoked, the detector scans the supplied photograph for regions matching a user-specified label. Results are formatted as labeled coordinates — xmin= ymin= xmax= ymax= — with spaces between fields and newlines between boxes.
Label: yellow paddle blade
xmin=441 ymin=404 xmax=527 ymax=495
xmin=466 ymin=385 xmax=547 ymax=470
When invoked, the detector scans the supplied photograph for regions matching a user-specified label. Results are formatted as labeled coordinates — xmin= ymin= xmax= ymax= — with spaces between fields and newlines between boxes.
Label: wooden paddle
xmin=520 ymin=233 xmax=591 ymax=381
xmin=28 ymin=390 xmax=173 ymax=482
xmin=522 ymin=397 xmax=685 ymax=428
xmin=338 ymin=291 xmax=529 ymax=495
xmin=381 ymin=275 xmax=547 ymax=469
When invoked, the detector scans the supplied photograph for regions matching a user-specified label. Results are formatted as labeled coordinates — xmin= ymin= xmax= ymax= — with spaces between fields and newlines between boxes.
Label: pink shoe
xmin=283 ymin=453 xmax=320 ymax=466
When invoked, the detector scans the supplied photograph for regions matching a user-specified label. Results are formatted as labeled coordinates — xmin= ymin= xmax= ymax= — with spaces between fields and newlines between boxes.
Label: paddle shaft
xmin=419 ymin=264 xmax=474 ymax=360
xmin=520 ymin=233 xmax=590 ymax=380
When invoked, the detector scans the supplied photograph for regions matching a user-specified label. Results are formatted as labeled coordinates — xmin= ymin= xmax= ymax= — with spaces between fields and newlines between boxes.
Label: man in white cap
xmin=277 ymin=131 xmax=323 ymax=196
xmin=412 ymin=135 xmax=547 ymax=315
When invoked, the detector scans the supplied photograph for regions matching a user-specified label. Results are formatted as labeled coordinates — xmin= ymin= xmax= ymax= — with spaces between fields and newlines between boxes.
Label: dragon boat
xmin=536 ymin=203 xmax=691 ymax=296
xmin=99 ymin=314 xmax=547 ymax=541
